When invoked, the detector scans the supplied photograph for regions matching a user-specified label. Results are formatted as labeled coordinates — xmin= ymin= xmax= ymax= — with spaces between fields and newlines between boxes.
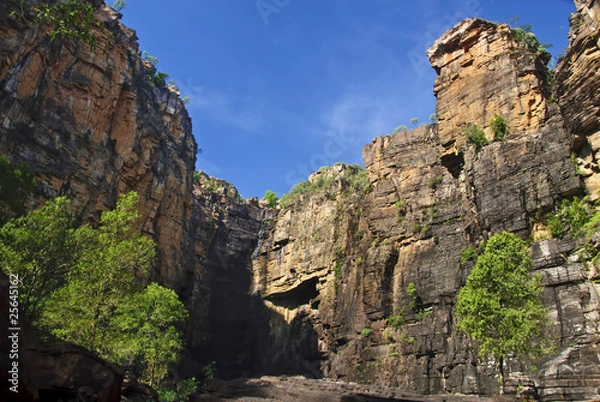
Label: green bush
xmin=157 ymin=377 xmax=198 ymax=402
xmin=112 ymin=0 xmax=127 ymax=11
xmin=392 ymin=125 xmax=409 ymax=134
xmin=513 ymin=25 xmax=552 ymax=63
xmin=360 ymin=328 xmax=372 ymax=337
xmin=280 ymin=164 xmax=369 ymax=208
xmin=466 ymin=124 xmax=489 ymax=151
xmin=153 ymin=71 xmax=169 ymax=87
xmin=547 ymin=197 xmax=592 ymax=239
xmin=0 ymin=155 xmax=36 ymax=224
xmin=387 ymin=307 xmax=405 ymax=329
xmin=490 ymin=113 xmax=508 ymax=141
xmin=21 ymin=0 xmax=101 ymax=50
xmin=263 ymin=190 xmax=279 ymax=208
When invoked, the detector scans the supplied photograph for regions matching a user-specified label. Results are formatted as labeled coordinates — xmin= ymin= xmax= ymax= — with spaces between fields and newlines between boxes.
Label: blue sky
xmin=120 ymin=0 xmax=576 ymax=199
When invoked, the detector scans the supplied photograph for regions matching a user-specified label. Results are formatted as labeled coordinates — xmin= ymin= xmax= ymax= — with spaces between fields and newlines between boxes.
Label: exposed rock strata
xmin=245 ymin=15 xmax=599 ymax=401
xmin=427 ymin=18 xmax=551 ymax=161
xmin=556 ymin=0 xmax=600 ymax=199
xmin=0 ymin=0 xmax=197 ymax=289
xmin=1 ymin=1 xmax=600 ymax=401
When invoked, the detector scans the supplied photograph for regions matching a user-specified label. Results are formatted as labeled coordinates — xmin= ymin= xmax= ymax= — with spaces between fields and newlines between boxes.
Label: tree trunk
xmin=498 ymin=356 xmax=505 ymax=395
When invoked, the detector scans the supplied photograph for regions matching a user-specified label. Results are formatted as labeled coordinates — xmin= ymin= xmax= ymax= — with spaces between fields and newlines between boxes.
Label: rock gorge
xmin=1 ymin=0 xmax=600 ymax=401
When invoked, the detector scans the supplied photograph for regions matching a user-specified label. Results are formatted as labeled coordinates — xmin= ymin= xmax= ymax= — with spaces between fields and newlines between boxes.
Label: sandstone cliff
xmin=2 ymin=1 xmax=600 ymax=401
xmin=242 ymin=13 xmax=600 ymax=402
xmin=556 ymin=0 xmax=600 ymax=199
xmin=0 ymin=0 xmax=197 ymax=290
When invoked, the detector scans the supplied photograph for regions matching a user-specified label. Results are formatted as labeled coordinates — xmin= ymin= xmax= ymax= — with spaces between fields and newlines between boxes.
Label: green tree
xmin=0 ymin=197 xmax=74 ymax=321
xmin=263 ymin=190 xmax=279 ymax=208
xmin=0 ymin=155 xmax=36 ymax=224
xmin=110 ymin=283 xmax=188 ymax=386
xmin=410 ymin=117 xmax=419 ymax=127
xmin=455 ymin=231 xmax=550 ymax=394
xmin=41 ymin=192 xmax=155 ymax=351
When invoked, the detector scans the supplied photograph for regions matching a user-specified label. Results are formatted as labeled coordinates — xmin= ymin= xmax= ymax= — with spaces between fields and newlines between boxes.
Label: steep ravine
xmin=1 ymin=1 xmax=600 ymax=401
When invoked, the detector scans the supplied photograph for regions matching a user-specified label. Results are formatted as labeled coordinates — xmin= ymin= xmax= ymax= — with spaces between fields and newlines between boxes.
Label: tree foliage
xmin=263 ymin=190 xmax=279 ymax=208
xmin=0 ymin=197 xmax=74 ymax=321
xmin=109 ymin=283 xmax=188 ymax=386
xmin=0 ymin=155 xmax=36 ymax=224
xmin=465 ymin=124 xmax=489 ymax=151
xmin=10 ymin=0 xmax=102 ymax=50
xmin=42 ymin=193 xmax=155 ymax=350
xmin=456 ymin=232 xmax=550 ymax=392
xmin=490 ymin=113 xmax=508 ymax=141
xmin=0 ymin=191 xmax=187 ymax=386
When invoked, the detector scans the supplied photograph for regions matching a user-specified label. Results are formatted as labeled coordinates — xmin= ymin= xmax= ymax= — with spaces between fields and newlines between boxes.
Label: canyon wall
xmin=0 ymin=0 xmax=197 ymax=291
xmin=247 ymin=13 xmax=600 ymax=402
xmin=1 ymin=1 xmax=600 ymax=401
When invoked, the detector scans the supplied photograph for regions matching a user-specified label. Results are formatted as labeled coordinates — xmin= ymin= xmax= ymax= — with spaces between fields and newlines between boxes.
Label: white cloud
xmin=175 ymin=78 xmax=266 ymax=133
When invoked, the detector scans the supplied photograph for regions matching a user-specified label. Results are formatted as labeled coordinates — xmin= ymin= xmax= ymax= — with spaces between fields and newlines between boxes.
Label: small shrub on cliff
xmin=456 ymin=231 xmax=551 ymax=394
xmin=546 ymin=196 xmax=600 ymax=240
xmin=112 ymin=0 xmax=127 ymax=12
xmin=360 ymin=328 xmax=372 ymax=338
xmin=490 ymin=113 xmax=508 ymax=141
xmin=392 ymin=125 xmax=409 ymax=134
xmin=465 ymin=124 xmax=488 ymax=151
xmin=387 ymin=307 xmax=405 ymax=329
xmin=11 ymin=0 xmax=102 ymax=50
xmin=513 ymin=25 xmax=552 ymax=64
xmin=263 ymin=190 xmax=279 ymax=208
xmin=427 ymin=175 xmax=443 ymax=189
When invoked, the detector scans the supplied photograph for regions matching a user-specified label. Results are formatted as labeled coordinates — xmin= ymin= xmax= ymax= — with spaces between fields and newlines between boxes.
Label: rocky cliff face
xmin=243 ymin=13 xmax=600 ymax=402
xmin=556 ymin=0 xmax=600 ymax=200
xmin=2 ymin=1 xmax=600 ymax=401
xmin=0 ymin=0 xmax=197 ymax=290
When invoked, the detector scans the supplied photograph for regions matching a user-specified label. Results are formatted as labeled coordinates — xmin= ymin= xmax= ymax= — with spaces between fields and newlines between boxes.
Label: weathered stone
xmin=556 ymin=0 xmax=600 ymax=199
xmin=427 ymin=18 xmax=551 ymax=159
xmin=194 ymin=376 xmax=492 ymax=402
xmin=0 ymin=0 xmax=197 ymax=291
xmin=25 ymin=342 xmax=124 ymax=402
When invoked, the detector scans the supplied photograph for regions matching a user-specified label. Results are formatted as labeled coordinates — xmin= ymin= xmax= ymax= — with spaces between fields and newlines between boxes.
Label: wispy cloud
xmin=175 ymin=78 xmax=267 ymax=133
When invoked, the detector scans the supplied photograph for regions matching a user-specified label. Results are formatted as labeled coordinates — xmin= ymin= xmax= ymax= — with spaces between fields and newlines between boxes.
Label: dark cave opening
xmin=267 ymin=277 xmax=319 ymax=309
xmin=441 ymin=151 xmax=464 ymax=179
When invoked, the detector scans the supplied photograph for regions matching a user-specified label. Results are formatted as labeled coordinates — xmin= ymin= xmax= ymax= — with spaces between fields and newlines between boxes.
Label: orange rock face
xmin=556 ymin=0 xmax=600 ymax=199
xmin=427 ymin=19 xmax=551 ymax=157
xmin=0 ymin=2 xmax=197 ymax=287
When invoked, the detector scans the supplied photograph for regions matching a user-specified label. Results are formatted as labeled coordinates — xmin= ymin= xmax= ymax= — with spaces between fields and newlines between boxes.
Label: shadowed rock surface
xmin=1 ymin=1 xmax=600 ymax=401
